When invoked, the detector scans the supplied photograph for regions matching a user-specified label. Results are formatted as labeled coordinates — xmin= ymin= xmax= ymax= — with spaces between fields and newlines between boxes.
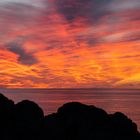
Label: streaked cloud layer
xmin=0 ymin=0 xmax=140 ymax=88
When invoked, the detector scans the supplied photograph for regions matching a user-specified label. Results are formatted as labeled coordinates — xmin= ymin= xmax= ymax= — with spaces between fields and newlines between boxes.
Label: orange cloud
xmin=0 ymin=0 xmax=140 ymax=88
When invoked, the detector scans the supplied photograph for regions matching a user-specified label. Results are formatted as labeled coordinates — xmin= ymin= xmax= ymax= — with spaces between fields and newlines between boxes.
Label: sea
xmin=0 ymin=88 xmax=140 ymax=130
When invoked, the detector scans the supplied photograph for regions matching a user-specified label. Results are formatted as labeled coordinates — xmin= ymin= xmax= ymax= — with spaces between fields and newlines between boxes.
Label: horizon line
xmin=1 ymin=88 xmax=140 ymax=90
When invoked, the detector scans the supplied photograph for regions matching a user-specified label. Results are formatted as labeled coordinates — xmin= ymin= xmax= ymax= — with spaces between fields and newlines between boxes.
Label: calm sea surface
xmin=0 ymin=89 xmax=140 ymax=130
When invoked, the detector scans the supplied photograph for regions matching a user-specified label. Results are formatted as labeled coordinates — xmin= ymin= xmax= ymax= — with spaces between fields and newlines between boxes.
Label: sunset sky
xmin=0 ymin=0 xmax=140 ymax=88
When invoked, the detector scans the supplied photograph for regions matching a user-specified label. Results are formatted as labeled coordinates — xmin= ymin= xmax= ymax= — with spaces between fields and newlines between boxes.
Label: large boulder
xmin=13 ymin=100 xmax=44 ymax=140
xmin=0 ymin=93 xmax=14 ymax=140
xmin=43 ymin=102 xmax=140 ymax=140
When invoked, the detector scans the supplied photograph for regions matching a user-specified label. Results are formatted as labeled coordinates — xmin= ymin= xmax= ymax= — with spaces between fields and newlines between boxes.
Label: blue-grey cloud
xmin=54 ymin=0 xmax=115 ymax=23
xmin=0 ymin=0 xmax=44 ymax=8
xmin=6 ymin=40 xmax=37 ymax=65
xmin=110 ymin=0 xmax=140 ymax=11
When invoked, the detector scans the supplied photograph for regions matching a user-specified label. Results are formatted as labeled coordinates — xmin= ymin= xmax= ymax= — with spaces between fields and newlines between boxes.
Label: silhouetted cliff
xmin=0 ymin=93 xmax=139 ymax=140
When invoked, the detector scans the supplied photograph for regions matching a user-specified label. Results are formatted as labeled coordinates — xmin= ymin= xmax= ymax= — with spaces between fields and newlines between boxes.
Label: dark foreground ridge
xmin=0 ymin=93 xmax=139 ymax=140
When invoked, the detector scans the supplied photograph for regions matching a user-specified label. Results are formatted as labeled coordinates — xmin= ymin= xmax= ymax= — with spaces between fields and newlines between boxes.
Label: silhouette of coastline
xmin=0 ymin=93 xmax=139 ymax=140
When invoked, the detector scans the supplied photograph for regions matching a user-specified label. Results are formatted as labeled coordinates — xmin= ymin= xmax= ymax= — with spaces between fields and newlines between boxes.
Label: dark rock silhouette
xmin=13 ymin=100 xmax=44 ymax=140
xmin=43 ymin=102 xmax=140 ymax=140
xmin=0 ymin=93 xmax=139 ymax=140
xmin=0 ymin=94 xmax=14 ymax=140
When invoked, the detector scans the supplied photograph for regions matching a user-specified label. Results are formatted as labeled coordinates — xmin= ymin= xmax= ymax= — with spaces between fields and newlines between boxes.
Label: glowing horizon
xmin=0 ymin=0 xmax=140 ymax=88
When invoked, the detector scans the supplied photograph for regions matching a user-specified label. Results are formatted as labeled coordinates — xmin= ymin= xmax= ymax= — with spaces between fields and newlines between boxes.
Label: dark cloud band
xmin=6 ymin=41 xmax=37 ymax=65
xmin=54 ymin=0 xmax=114 ymax=23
